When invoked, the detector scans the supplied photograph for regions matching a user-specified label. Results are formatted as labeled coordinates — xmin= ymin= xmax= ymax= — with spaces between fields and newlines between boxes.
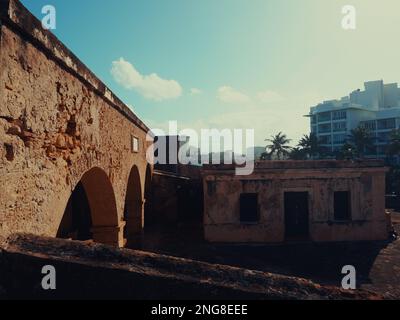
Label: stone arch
xmin=124 ymin=165 xmax=143 ymax=247
xmin=57 ymin=167 xmax=123 ymax=246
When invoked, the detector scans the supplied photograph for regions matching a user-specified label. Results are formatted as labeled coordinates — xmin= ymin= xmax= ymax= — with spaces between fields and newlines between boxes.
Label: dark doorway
xmin=57 ymin=182 xmax=93 ymax=241
xmin=284 ymin=192 xmax=309 ymax=241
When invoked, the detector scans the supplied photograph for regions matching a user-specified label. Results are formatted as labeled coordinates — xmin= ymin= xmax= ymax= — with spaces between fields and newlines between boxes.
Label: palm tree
xmin=265 ymin=132 xmax=292 ymax=160
xmin=289 ymin=147 xmax=307 ymax=160
xmin=298 ymin=133 xmax=320 ymax=159
xmin=348 ymin=126 xmax=374 ymax=158
xmin=260 ymin=152 xmax=271 ymax=160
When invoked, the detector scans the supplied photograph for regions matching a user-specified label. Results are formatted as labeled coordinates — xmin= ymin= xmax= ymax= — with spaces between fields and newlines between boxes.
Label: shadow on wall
xmin=57 ymin=182 xmax=92 ymax=241
xmin=123 ymin=165 xmax=143 ymax=248
xmin=145 ymin=169 xmax=204 ymax=228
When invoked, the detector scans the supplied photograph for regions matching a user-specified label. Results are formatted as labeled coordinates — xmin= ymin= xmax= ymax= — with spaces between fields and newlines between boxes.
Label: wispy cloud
xmin=190 ymin=88 xmax=202 ymax=95
xmin=217 ymin=86 xmax=285 ymax=105
xmin=111 ymin=58 xmax=182 ymax=101
xmin=217 ymin=86 xmax=251 ymax=104
xmin=257 ymin=90 xmax=285 ymax=104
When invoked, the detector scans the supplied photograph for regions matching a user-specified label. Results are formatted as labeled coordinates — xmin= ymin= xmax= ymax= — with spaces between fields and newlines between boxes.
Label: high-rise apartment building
xmin=308 ymin=80 xmax=400 ymax=158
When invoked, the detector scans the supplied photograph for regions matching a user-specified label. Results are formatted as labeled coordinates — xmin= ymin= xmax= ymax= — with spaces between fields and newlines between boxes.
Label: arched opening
xmin=57 ymin=182 xmax=92 ymax=241
xmin=57 ymin=167 xmax=122 ymax=246
xmin=124 ymin=166 xmax=143 ymax=247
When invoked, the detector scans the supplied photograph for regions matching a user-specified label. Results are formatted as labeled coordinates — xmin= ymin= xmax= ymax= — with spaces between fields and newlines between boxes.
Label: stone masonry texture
xmin=0 ymin=0 xmax=152 ymax=246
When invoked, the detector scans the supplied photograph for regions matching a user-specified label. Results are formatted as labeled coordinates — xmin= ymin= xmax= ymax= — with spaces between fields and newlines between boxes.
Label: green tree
xmin=318 ymin=146 xmax=332 ymax=159
xmin=265 ymin=132 xmax=292 ymax=160
xmin=289 ymin=147 xmax=307 ymax=160
xmin=260 ymin=152 xmax=271 ymax=160
xmin=298 ymin=133 xmax=321 ymax=159
xmin=336 ymin=143 xmax=357 ymax=160
xmin=348 ymin=126 xmax=374 ymax=158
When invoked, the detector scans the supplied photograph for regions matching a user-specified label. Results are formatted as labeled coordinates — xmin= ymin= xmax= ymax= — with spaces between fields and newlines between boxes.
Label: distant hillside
xmin=178 ymin=146 xmax=266 ymax=165
xmin=249 ymin=146 xmax=266 ymax=160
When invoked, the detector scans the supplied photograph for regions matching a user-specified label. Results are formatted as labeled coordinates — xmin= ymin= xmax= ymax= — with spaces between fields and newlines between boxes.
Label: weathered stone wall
xmin=0 ymin=0 xmax=152 ymax=246
xmin=203 ymin=161 xmax=389 ymax=243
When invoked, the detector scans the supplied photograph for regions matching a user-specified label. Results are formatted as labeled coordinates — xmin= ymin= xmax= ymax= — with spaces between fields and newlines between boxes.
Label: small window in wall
xmin=240 ymin=193 xmax=259 ymax=223
xmin=131 ymin=136 xmax=139 ymax=153
xmin=334 ymin=191 xmax=352 ymax=221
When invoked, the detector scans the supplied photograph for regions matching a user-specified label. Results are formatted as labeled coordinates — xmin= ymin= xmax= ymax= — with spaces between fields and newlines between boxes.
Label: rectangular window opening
xmin=240 ymin=193 xmax=259 ymax=223
xmin=132 ymin=136 xmax=139 ymax=153
xmin=334 ymin=191 xmax=352 ymax=221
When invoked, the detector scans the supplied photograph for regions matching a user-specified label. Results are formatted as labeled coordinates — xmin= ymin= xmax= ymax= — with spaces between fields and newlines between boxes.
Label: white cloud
xmin=257 ymin=90 xmax=285 ymax=104
xmin=111 ymin=58 xmax=182 ymax=101
xmin=217 ymin=86 xmax=251 ymax=104
xmin=217 ymin=86 xmax=285 ymax=105
xmin=145 ymin=88 xmax=325 ymax=150
xmin=213 ymin=92 xmax=326 ymax=146
xmin=142 ymin=91 xmax=321 ymax=152
xmin=190 ymin=88 xmax=202 ymax=95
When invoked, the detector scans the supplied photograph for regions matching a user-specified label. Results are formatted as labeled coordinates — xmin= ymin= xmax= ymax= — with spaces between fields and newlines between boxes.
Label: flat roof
xmin=203 ymin=160 xmax=386 ymax=172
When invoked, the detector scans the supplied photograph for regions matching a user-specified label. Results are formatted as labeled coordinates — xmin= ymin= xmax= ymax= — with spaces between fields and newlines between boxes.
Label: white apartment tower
xmin=308 ymin=80 xmax=400 ymax=158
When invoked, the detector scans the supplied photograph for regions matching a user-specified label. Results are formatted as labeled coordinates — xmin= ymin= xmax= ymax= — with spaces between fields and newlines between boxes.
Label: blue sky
xmin=21 ymin=0 xmax=400 ymax=147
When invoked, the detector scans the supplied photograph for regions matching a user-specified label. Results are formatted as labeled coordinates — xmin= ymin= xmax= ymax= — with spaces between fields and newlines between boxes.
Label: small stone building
xmin=202 ymin=161 xmax=389 ymax=243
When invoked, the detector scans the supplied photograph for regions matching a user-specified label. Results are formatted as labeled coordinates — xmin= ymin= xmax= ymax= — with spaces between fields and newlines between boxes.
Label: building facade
xmin=309 ymin=80 xmax=400 ymax=158
xmin=202 ymin=161 xmax=389 ymax=243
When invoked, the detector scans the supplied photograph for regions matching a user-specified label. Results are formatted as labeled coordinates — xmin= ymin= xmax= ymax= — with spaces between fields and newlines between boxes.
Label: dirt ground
xmin=142 ymin=212 xmax=400 ymax=299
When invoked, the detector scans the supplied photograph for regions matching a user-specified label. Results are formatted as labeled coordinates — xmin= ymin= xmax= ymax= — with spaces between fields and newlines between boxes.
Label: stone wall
xmin=203 ymin=161 xmax=389 ymax=243
xmin=0 ymin=0 xmax=152 ymax=246
xmin=148 ymin=168 xmax=203 ymax=226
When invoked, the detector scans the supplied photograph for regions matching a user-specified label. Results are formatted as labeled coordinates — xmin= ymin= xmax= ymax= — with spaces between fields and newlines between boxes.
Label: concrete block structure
xmin=202 ymin=161 xmax=389 ymax=243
